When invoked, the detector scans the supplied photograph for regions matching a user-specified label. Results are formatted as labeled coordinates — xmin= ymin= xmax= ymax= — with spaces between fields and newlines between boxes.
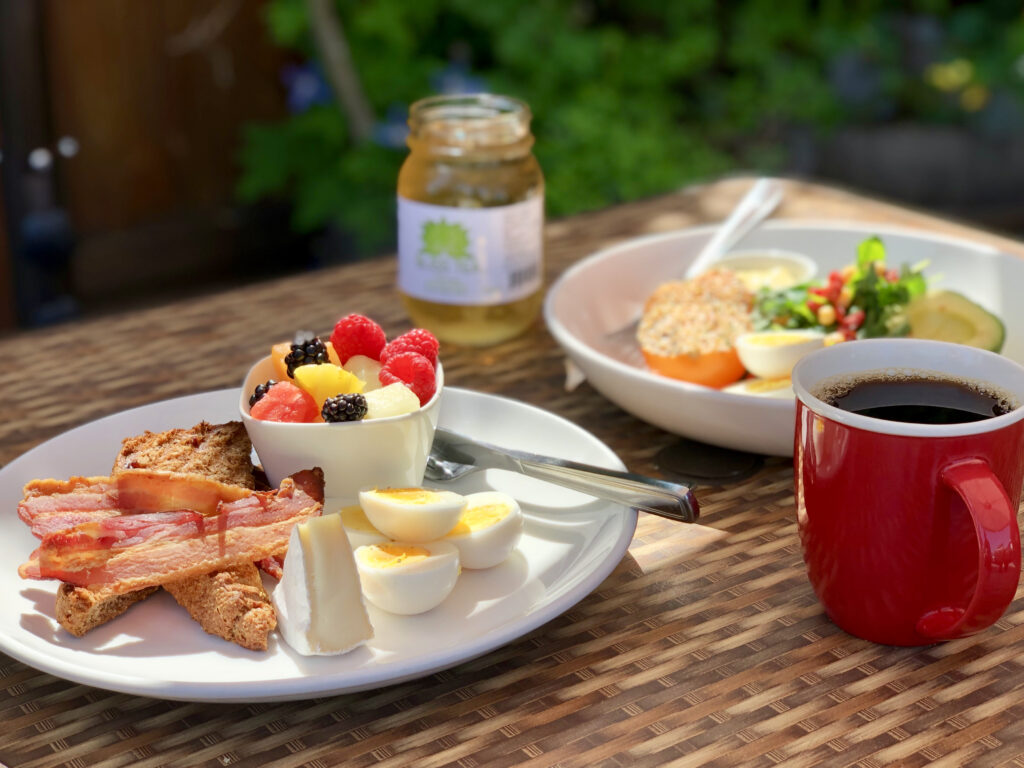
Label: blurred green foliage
xmin=237 ymin=0 xmax=1024 ymax=256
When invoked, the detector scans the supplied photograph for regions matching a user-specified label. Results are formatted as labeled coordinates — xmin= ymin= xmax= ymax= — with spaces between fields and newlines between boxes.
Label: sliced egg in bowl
xmin=444 ymin=491 xmax=524 ymax=569
xmin=354 ymin=541 xmax=461 ymax=615
xmin=723 ymin=377 xmax=795 ymax=399
xmin=358 ymin=487 xmax=466 ymax=543
xmin=735 ymin=329 xmax=824 ymax=380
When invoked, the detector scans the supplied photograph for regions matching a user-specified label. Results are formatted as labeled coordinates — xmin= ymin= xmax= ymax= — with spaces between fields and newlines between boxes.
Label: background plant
xmin=237 ymin=0 xmax=1024 ymax=257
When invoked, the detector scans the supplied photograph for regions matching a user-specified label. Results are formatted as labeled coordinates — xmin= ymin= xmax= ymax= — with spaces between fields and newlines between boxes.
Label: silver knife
xmin=428 ymin=427 xmax=699 ymax=523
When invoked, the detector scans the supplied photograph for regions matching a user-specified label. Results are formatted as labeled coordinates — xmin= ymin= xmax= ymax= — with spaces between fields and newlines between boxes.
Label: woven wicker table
xmin=3 ymin=177 xmax=1024 ymax=768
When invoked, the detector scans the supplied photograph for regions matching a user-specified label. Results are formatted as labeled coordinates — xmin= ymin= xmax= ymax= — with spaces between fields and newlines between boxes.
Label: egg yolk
xmin=372 ymin=488 xmax=443 ymax=505
xmin=339 ymin=505 xmax=378 ymax=532
xmin=361 ymin=543 xmax=431 ymax=568
xmin=448 ymin=503 xmax=509 ymax=536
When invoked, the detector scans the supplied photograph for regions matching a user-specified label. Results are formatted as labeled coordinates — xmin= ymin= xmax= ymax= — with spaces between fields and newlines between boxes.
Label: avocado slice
xmin=906 ymin=290 xmax=1005 ymax=353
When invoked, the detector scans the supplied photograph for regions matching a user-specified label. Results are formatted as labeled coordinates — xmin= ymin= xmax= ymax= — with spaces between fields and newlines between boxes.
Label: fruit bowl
xmin=239 ymin=356 xmax=444 ymax=503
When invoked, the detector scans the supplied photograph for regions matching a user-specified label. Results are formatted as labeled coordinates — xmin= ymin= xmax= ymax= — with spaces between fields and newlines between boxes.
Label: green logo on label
xmin=419 ymin=219 xmax=476 ymax=271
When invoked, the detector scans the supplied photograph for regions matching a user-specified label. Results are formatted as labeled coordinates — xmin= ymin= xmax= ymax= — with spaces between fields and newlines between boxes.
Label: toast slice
xmin=56 ymin=583 xmax=159 ymax=637
xmin=114 ymin=421 xmax=256 ymax=487
xmin=54 ymin=421 xmax=276 ymax=650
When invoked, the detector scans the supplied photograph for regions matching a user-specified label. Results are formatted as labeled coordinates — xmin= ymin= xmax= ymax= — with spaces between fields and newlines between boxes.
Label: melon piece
xmin=250 ymin=381 xmax=318 ymax=423
xmin=343 ymin=355 xmax=383 ymax=392
xmin=363 ymin=383 xmax=420 ymax=420
xmin=271 ymin=342 xmax=292 ymax=381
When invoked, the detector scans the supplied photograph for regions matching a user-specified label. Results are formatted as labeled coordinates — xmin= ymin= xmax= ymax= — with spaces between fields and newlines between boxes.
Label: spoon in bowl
xmin=604 ymin=178 xmax=784 ymax=350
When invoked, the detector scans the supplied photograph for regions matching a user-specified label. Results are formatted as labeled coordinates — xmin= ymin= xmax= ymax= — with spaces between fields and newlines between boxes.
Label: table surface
xmin=4 ymin=177 xmax=1024 ymax=768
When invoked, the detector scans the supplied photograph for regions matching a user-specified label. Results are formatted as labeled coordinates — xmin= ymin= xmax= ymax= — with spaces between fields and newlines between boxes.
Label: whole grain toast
xmin=54 ymin=421 xmax=276 ymax=650
xmin=56 ymin=583 xmax=159 ymax=637
xmin=114 ymin=421 xmax=256 ymax=488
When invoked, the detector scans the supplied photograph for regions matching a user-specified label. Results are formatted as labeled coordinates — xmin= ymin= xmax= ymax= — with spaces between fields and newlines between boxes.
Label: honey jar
xmin=397 ymin=94 xmax=544 ymax=346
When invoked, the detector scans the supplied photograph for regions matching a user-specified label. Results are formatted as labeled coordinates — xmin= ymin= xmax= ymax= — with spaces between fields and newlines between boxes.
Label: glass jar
xmin=396 ymin=94 xmax=544 ymax=346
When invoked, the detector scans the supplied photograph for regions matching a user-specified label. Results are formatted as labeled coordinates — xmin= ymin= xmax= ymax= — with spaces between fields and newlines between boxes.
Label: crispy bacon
xmin=19 ymin=471 xmax=257 ymax=538
xmin=18 ymin=477 xmax=121 ymax=537
xmin=19 ymin=469 xmax=324 ymax=595
xmin=257 ymin=555 xmax=284 ymax=581
xmin=115 ymin=469 xmax=252 ymax=515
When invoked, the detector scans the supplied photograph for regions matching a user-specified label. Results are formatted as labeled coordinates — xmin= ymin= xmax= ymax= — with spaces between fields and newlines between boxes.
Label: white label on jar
xmin=397 ymin=196 xmax=543 ymax=306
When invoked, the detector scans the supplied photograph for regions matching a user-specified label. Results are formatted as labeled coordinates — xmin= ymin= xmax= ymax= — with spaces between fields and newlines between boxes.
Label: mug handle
xmin=916 ymin=458 xmax=1021 ymax=640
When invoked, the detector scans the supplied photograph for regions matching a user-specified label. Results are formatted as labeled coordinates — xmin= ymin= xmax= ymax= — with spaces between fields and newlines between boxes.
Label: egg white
xmin=723 ymin=377 xmax=795 ymax=399
xmin=359 ymin=487 xmax=466 ymax=542
xmin=444 ymin=491 xmax=523 ymax=569
xmin=354 ymin=540 xmax=460 ymax=615
xmin=735 ymin=330 xmax=824 ymax=380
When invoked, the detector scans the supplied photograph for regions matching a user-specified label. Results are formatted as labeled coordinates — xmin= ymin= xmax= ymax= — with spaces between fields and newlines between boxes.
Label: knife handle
xmin=518 ymin=459 xmax=699 ymax=523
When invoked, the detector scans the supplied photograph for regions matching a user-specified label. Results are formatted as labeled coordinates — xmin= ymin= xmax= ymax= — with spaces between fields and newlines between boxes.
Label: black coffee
xmin=820 ymin=374 xmax=1015 ymax=425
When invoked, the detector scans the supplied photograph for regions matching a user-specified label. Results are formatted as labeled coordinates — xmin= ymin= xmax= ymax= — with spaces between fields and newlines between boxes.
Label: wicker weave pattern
xmin=3 ymin=178 xmax=1024 ymax=767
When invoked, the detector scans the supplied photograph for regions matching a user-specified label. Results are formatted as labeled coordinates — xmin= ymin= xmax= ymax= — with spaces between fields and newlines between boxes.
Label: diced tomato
xmin=843 ymin=309 xmax=866 ymax=330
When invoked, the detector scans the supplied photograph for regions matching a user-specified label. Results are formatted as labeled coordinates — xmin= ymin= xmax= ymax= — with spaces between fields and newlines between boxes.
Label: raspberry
xmin=380 ymin=328 xmax=440 ymax=367
xmin=379 ymin=351 xmax=437 ymax=405
xmin=330 ymin=314 xmax=387 ymax=363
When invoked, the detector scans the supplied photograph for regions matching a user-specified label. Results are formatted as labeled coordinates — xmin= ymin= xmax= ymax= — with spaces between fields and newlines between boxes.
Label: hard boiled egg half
xmin=338 ymin=504 xmax=388 ymax=548
xmin=354 ymin=541 xmax=460 ymax=615
xmin=444 ymin=491 xmax=523 ymax=569
xmin=359 ymin=487 xmax=466 ymax=542
xmin=735 ymin=330 xmax=824 ymax=380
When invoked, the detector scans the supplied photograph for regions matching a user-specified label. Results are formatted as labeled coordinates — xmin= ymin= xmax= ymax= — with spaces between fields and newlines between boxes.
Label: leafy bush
xmin=237 ymin=0 xmax=1024 ymax=256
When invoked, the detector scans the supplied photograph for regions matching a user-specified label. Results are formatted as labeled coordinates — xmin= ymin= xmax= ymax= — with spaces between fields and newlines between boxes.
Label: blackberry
xmin=284 ymin=335 xmax=329 ymax=377
xmin=322 ymin=393 xmax=368 ymax=423
xmin=249 ymin=380 xmax=277 ymax=407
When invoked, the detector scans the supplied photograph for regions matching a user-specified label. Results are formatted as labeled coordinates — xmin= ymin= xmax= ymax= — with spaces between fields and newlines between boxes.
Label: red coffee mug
xmin=792 ymin=339 xmax=1024 ymax=646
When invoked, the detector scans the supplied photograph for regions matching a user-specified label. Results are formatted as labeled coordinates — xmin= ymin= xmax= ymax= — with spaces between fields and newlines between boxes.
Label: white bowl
xmin=239 ymin=356 xmax=443 ymax=503
xmin=544 ymin=220 xmax=1021 ymax=456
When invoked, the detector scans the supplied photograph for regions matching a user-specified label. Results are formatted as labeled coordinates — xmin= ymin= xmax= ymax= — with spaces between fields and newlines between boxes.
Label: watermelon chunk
xmin=250 ymin=381 xmax=318 ymax=423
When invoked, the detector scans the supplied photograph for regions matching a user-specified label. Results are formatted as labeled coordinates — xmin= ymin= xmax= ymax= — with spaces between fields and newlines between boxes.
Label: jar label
xmin=397 ymin=196 xmax=543 ymax=306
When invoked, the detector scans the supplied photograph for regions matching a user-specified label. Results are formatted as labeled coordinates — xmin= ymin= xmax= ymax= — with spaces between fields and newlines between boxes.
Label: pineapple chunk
xmin=293 ymin=364 xmax=364 ymax=410
xmin=364 ymin=383 xmax=420 ymax=419
xmin=270 ymin=340 xmax=341 ymax=381
xmin=343 ymin=355 xmax=383 ymax=392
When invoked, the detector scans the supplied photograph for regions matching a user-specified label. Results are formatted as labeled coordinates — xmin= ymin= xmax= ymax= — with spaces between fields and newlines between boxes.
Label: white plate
xmin=545 ymin=220 xmax=1023 ymax=456
xmin=0 ymin=387 xmax=636 ymax=702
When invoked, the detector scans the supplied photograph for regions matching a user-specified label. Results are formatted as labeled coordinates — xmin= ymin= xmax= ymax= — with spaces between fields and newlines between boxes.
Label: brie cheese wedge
xmin=273 ymin=513 xmax=374 ymax=655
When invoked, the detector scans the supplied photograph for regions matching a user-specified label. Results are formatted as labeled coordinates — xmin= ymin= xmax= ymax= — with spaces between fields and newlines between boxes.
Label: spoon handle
xmin=517 ymin=458 xmax=699 ymax=523
xmin=684 ymin=178 xmax=784 ymax=278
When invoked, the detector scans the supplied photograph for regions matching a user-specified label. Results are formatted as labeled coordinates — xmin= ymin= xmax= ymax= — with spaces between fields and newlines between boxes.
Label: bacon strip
xmin=116 ymin=469 xmax=253 ymax=515
xmin=19 ymin=477 xmax=120 ymax=537
xmin=257 ymin=555 xmax=284 ymax=581
xmin=19 ymin=469 xmax=324 ymax=595
xmin=19 ymin=471 xmax=256 ymax=538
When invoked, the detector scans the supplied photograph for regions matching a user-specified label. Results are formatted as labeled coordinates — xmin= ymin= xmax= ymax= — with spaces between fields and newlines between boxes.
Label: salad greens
xmin=751 ymin=237 xmax=928 ymax=342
